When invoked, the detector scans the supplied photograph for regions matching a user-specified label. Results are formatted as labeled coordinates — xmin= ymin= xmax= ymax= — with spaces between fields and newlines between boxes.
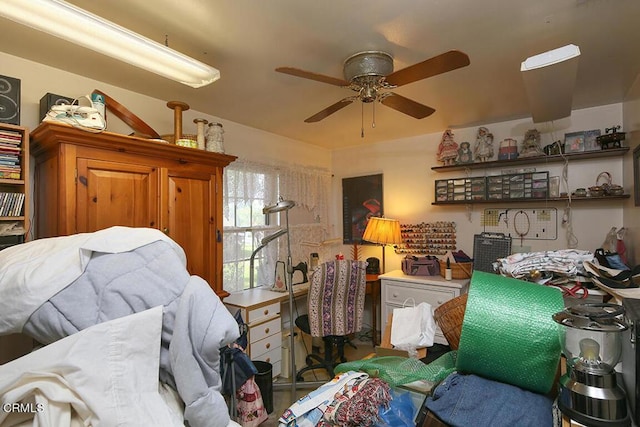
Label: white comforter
xmin=0 ymin=226 xmax=185 ymax=335
xmin=0 ymin=307 xmax=184 ymax=426
xmin=0 ymin=227 xmax=241 ymax=427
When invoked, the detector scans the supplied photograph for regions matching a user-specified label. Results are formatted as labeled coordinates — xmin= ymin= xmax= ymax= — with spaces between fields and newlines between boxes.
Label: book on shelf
xmin=0 ymin=192 xmax=25 ymax=217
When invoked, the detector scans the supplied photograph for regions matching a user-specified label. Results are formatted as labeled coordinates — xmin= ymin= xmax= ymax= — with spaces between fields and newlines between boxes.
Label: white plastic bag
xmin=390 ymin=300 xmax=436 ymax=354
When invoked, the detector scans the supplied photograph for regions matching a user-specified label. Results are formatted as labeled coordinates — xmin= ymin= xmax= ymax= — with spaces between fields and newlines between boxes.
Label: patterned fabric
xmin=319 ymin=376 xmax=391 ymax=427
xmin=308 ymin=260 xmax=367 ymax=337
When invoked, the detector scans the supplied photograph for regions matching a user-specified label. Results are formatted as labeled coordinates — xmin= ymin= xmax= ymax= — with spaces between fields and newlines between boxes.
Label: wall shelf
xmin=432 ymin=194 xmax=630 ymax=205
xmin=431 ymin=147 xmax=629 ymax=173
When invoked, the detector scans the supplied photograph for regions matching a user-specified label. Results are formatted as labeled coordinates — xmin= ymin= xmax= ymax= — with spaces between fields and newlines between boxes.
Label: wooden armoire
xmin=30 ymin=122 xmax=236 ymax=297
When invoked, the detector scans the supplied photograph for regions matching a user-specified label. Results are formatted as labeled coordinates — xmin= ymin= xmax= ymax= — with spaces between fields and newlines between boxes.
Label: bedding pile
xmin=0 ymin=226 xmax=240 ymax=427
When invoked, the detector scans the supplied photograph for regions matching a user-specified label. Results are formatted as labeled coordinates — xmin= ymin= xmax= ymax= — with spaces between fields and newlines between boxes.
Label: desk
xmin=223 ymin=283 xmax=310 ymax=378
xmin=380 ymin=270 xmax=470 ymax=346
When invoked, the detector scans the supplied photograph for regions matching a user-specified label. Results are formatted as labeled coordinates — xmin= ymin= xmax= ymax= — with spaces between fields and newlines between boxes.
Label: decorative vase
xmin=206 ymin=122 xmax=225 ymax=153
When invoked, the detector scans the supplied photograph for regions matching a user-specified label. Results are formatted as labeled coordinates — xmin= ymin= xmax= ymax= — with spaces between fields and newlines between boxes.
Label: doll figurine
xmin=520 ymin=129 xmax=544 ymax=158
xmin=457 ymin=141 xmax=473 ymax=164
xmin=473 ymin=127 xmax=494 ymax=162
xmin=437 ymin=129 xmax=459 ymax=166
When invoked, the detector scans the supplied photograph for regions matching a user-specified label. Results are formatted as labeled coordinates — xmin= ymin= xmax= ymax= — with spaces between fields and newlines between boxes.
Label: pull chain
xmin=372 ymin=102 xmax=376 ymax=129
xmin=361 ymin=102 xmax=365 ymax=138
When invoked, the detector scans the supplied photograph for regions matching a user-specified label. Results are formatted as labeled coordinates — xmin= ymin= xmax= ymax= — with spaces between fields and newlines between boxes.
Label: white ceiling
xmin=1 ymin=0 xmax=639 ymax=150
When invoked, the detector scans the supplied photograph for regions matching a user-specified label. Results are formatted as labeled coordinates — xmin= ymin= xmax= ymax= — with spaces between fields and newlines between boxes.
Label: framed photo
xmin=342 ymin=174 xmax=383 ymax=244
xmin=634 ymin=145 xmax=640 ymax=207
xmin=584 ymin=129 xmax=602 ymax=151
xmin=271 ymin=260 xmax=287 ymax=292
xmin=564 ymin=131 xmax=585 ymax=153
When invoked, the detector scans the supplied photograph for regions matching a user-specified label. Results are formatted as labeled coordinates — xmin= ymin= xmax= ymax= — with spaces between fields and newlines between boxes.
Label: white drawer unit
xmin=380 ymin=270 xmax=469 ymax=346
xmin=223 ymin=285 xmax=310 ymax=379
xmin=224 ymin=292 xmax=284 ymax=379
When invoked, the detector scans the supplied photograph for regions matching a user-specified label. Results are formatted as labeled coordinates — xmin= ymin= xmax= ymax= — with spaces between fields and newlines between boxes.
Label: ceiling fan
xmin=276 ymin=50 xmax=471 ymax=124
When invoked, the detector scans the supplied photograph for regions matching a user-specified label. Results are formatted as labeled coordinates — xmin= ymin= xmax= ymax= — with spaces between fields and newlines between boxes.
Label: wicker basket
xmin=433 ymin=293 xmax=468 ymax=350
xmin=438 ymin=260 xmax=472 ymax=279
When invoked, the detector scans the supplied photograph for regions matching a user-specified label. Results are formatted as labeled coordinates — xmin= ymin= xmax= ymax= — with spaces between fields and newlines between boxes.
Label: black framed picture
xmin=342 ymin=174 xmax=383 ymax=244
xmin=634 ymin=145 xmax=640 ymax=207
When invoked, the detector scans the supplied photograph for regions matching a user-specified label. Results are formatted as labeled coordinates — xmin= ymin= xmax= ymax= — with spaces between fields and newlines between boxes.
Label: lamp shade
xmin=362 ymin=217 xmax=402 ymax=245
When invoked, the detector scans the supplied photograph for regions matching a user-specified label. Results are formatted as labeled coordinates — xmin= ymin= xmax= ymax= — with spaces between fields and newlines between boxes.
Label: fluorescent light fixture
xmin=521 ymin=44 xmax=581 ymax=123
xmin=0 ymin=0 xmax=220 ymax=88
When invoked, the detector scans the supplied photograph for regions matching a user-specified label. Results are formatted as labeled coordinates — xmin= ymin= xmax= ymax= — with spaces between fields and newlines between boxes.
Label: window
xmin=223 ymin=160 xmax=331 ymax=293
xmin=223 ymin=164 xmax=280 ymax=293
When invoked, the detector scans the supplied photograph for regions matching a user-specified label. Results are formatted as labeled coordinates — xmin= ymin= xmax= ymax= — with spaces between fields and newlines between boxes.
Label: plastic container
xmin=252 ymin=360 xmax=273 ymax=414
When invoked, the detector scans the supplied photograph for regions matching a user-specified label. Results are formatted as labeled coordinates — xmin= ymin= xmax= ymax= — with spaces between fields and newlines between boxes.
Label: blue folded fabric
xmin=425 ymin=372 xmax=553 ymax=427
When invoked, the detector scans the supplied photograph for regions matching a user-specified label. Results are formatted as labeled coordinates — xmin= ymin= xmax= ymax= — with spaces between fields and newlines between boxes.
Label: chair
xmin=295 ymin=259 xmax=368 ymax=380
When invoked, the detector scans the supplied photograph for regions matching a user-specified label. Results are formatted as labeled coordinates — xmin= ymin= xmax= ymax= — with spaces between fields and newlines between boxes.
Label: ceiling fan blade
xmin=276 ymin=67 xmax=349 ymax=86
xmin=380 ymin=93 xmax=435 ymax=119
xmin=385 ymin=50 xmax=470 ymax=87
xmin=304 ymin=98 xmax=354 ymax=122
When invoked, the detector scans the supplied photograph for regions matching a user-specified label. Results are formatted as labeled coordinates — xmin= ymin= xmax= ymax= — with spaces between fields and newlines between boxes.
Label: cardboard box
xmin=375 ymin=314 xmax=427 ymax=359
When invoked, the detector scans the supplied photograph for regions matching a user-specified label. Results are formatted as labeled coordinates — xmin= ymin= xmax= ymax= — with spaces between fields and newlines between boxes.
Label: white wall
xmin=330 ymin=104 xmax=626 ymax=273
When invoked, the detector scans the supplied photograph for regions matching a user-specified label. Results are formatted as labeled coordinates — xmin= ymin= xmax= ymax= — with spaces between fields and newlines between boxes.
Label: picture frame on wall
xmin=342 ymin=173 xmax=383 ymax=244
xmin=564 ymin=131 xmax=585 ymax=153
xmin=584 ymin=129 xmax=602 ymax=151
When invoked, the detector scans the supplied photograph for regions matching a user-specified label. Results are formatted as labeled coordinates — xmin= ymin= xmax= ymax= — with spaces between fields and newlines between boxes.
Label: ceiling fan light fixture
xmin=0 ymin=0 xmax=220 ymax=88
xmin=343 ymin=51 xmax=394 ymax=82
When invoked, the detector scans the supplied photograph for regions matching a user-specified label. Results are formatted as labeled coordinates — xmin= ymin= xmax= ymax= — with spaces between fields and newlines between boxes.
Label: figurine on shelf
xmin=437 ymin=129 xmax=459 ymax=166
xmin=457 ymin=141 xmax=473 ymax=164
xmin=520 ymin=129 xmax=544 ymax=158
xmin=473 ymin=127 xmax=494 ymax=162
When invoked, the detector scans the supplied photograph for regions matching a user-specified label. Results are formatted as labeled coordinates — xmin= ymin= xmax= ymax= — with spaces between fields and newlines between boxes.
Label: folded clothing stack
xmin=583 ymin=260 xmax=640 ymax=301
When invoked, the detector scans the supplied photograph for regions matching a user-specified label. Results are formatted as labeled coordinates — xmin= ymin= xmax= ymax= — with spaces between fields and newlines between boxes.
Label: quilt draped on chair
xmin=308 ymin=259 xmax=367 ymax=337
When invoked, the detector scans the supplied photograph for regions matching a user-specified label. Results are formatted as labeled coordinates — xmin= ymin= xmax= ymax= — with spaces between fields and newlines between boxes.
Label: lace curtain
xmin=223 ymin=159 xmax=331 ymax=223
xmin=223 ymin=159 xmax=332 ymax=292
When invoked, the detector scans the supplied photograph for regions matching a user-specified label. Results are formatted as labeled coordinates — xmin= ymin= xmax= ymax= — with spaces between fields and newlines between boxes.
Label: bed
xmin=0 ymin=226 xmax=241 ymax=427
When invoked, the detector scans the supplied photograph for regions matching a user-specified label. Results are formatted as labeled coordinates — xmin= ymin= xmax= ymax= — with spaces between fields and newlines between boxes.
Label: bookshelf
xmin=0 ymin=123 xmax=29 ymax=249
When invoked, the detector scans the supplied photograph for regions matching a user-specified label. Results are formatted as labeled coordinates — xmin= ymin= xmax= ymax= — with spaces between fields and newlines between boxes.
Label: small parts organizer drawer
xmin=435 ymin=177 xmax=486 ymax=202
xmin=487 ymin=172 xmax=549 ymax=200
xmin=384 ymin=281 xmax=456 ymax=308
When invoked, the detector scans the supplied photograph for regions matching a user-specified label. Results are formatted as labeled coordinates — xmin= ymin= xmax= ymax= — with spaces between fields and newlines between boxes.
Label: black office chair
xmin=295 ymin=259 xmax=367 ymax=380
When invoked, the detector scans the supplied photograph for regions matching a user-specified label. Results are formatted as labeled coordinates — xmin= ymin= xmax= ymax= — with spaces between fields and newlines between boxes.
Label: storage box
xmin=438 ymin=260 xmax=472 ymax=279
xmin=375 ymin=314 xmax=427 ymax=359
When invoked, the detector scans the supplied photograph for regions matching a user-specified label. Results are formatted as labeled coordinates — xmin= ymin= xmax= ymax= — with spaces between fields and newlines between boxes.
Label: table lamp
xmin=362 ymin=217 xmax=402 ymax=273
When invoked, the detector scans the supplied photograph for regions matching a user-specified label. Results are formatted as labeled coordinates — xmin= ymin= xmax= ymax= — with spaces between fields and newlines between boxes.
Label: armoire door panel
xmin=162 ymin=170 xmax=216 ymax=283
xmin=76 ymin=159 xmax=159 ymax=233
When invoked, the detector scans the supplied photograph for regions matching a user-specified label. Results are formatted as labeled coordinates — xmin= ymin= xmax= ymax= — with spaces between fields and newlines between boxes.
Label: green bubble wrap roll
xmin=456 ymin=271 xmax=563 ymax=394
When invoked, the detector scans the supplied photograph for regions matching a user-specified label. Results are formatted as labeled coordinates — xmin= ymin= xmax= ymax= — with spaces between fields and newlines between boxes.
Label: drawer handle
xmin=266 ymin=343 xmax=271 ymax=349
xmin=392 ymin=293 xmax=399 ymax=298
xmin=437 ymin=300 xmax=444 ymax=305
xmin=264 ymin=309 xmax=269 ymax=315
xmin=265 ymin=327 xmax=270 ymax=334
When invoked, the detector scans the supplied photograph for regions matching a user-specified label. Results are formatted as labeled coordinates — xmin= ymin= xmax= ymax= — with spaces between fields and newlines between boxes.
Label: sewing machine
xmin=291 ymin=261 xmax=308 ymax=285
